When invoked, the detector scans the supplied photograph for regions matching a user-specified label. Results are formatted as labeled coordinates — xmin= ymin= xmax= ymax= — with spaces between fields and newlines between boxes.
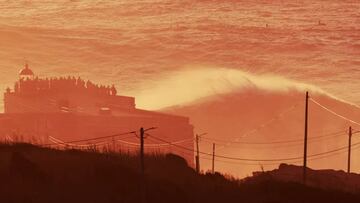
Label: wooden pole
xmin=140 ymin=127 xmax=146 ymax=203
xmin=303 ymin=91 xmax=309 ymax=184
xmin=212 ymin=143 xmax=215 ymax=174
xmin=140 ymin=127 xmax=145 ymax=175
xmin=196 ymin=134 xmax=200 ymax=173
xmin=348 ymin=126 xmax=352 ymax=173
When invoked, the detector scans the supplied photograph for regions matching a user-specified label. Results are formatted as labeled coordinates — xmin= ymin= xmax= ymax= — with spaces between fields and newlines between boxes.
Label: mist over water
xmin=130 ymin=67 xmax=331 ymax=110
xmin=0 ymin=0 xmax=359 ymax=176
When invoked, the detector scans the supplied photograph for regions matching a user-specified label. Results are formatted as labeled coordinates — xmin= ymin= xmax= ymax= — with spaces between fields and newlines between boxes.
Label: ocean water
xmin=0 ymin=0 xmax=359 ymax=109
xmin=0 ymin=0 xmax=359 ymax=176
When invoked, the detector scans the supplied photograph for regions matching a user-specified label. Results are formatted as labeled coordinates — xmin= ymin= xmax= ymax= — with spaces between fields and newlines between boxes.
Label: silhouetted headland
xmin=0 ymin=143 xmax=359 ymax=203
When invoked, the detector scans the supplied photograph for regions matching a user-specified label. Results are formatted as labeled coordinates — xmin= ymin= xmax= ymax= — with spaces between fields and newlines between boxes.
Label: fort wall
xmin=1 ymin=64 xmax=195 ymax=165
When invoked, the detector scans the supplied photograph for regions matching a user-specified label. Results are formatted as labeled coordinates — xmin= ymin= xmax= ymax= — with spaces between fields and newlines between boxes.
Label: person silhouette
xmin=110 ymin=85 xmax=117 ymax=96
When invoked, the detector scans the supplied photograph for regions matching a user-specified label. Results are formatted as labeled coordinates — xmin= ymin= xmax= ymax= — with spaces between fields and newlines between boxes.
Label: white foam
xmin=126 ymin=66 xmax=356 ymax=110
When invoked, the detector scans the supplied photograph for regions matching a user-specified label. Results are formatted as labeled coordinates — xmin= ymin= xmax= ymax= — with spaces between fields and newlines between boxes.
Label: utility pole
xmin=303 ymin=91 xmax=309 ymax=184
xmin=212 ymin=143 xmax=215 ymax=174
xmin=140 ymin=127 xmax=145 ymax=176
xmin=196 ymin=134 xmax=200 ymax=173
xmin=138 ymin=127 xmax=156 ymax=203
xmin=195 ymin=132 xmax=207 ymax=173
xmin=138 ymin=127 xmax=156 ymax=175
xmin=348 ymin=126 xmax=352 ymax=173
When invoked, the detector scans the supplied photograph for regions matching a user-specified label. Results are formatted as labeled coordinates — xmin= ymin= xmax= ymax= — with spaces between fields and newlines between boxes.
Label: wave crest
xmin=127 ymin=66 xmax=332 ymax=110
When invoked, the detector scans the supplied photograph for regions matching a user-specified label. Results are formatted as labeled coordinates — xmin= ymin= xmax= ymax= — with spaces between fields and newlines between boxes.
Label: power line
xmin=310 ymin=98 xmax=360 ymax=127
xmin=207 ymin=102 xmax=301 ymax=153
xmin=119 ymin=137 xmax=193 ymax=148
xmin=197 ymin=144 xmax=360 ymax=166
xmin=49 ymin=136 xmax=111 ymax=148
xmin=148 ymin=134 xmax=360 ymax=162
xmin=201 ymin=132 xmax=354 ymax=150
xmin=41 ymin=130 xmax=137 ymax=147
xmin=201 ymin=130 xmax=347 ymax=145
xmin=174 ymin=136 xmax=360 ymax=167
xmin=45 ymin=132 xmax=193 ymax=149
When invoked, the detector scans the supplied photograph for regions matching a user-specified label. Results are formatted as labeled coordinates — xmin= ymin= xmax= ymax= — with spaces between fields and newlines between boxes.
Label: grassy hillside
xmin=0 ymin=143 xmax=359 ymax=203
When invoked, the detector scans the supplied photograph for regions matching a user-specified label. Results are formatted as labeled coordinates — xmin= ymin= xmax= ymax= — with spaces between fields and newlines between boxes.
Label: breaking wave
xmin=128 ymin=66 xmax=349 ymax=110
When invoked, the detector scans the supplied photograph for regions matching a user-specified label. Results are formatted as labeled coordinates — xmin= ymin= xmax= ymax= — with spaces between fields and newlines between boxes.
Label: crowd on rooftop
xmin=11 ymin=76 xmax=117 ymax=96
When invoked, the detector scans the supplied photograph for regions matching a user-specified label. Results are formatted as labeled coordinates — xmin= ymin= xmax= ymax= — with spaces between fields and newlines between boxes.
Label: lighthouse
xmin=19 ymin=63 xmax=34 ymax=80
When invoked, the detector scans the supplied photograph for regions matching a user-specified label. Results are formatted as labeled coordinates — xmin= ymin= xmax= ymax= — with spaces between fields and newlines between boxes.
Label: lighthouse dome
xmin=19 ymin=63 xmax=34 ymax=76
xmin=19 ymin=63 xmax=34 ymax=80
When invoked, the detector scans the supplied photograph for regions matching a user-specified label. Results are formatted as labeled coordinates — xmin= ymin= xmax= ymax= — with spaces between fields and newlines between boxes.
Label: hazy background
xmin=0 ymin=0 xmax=359 ymax=177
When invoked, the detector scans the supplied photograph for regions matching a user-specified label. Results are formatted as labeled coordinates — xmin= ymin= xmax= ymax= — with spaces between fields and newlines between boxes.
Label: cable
xmin=44 ymin=132 xmax=193 ymax=149
xmin=201 ymin=133 xmax=352 ymax=150
xmin=238 ymin=102 xmax=301 ymax=139
xmin=198 ymin=144 xmax=360 ymax=167
xmin=308 ymin=145 xmax=360 ymax=162
xmin=208 ymin=102 xmax=301 ymax=152
xmin=201 ymin=130 xmax=346 ymax=145
xmin=48 ymin=136 xmax=110 ymax=148
xmin=310 ymin=98 xmax=360 ymax=127
xmin=199 ymin=155 xmax=297 ymax=166
xmin=41 ymin=130 xmax=137 ymax=147
xmin=149 ymin=134 xmax=301 ymax=162
xmin=149 ymin=134 xmax=360 ymax=162
xmin=117 ymin=137 xmax=193 ymax=148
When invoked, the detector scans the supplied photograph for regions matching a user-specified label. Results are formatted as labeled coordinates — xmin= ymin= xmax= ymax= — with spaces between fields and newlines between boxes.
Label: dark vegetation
xmin=0 ymin=143 xmax=359 ymax=203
